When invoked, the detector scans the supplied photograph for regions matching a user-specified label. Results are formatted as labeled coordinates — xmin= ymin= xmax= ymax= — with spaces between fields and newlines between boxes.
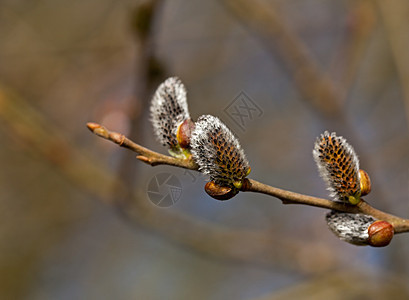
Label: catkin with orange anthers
xmin=313 ymin=131 xmax=361 ymax=205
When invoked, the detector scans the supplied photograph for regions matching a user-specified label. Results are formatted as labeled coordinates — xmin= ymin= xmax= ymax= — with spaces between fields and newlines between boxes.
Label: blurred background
xmin=1 ymin=0 xmax=409 ymax=299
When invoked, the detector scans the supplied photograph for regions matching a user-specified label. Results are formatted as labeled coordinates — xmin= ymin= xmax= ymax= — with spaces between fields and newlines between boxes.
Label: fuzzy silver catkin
xmin=150 ymin=77 xmax=190 ymax=148
xmin=313 ymin=131 xmax=361 ymax=203
xmin=326 ymin=211 xmax=376 ymax=245
xmin=190 ymin=115 xmax=250 ymax=186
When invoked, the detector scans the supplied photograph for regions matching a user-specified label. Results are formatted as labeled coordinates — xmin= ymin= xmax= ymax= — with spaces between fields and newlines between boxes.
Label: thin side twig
xmin=87 ymin=122 xmax=197 ymax=170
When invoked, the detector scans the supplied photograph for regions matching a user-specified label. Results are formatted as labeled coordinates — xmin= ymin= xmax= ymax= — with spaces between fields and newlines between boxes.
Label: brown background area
xmin=1 ymin=0 xmax=409 ymax=299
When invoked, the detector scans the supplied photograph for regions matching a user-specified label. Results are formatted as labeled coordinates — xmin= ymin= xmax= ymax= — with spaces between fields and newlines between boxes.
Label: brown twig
xmin=87 ymin=122 xmax=197 ymax=170
xmin=242 ymin=179 xmax=409 ymax=233
xmin=87 ymin=122 xmax=409 ymax=234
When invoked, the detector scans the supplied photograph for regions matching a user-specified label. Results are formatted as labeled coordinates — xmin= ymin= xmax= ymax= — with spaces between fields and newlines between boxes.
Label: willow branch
xmin=242 ymin=179 xmax=409 ymax=233
xmin=87 ymin=122 xmax=409 ymax=234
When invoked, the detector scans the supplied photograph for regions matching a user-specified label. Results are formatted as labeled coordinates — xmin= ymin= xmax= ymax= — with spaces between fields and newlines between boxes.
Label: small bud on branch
xmin=204 ymin=181 xmax=239 ymax=200
xmin=368 ymin=220 xmax=394 ymax=247
xmin=177 ymin=118 xmax=195 ymax=149
xmin=359 ymin=169 xmax=371 ymax=196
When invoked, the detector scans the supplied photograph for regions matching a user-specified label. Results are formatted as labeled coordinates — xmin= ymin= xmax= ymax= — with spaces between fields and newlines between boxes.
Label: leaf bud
xmin=359 ymin=169 xmax=371 ymax=196
xmin=204 ymin=181 xmax=239 ymax=201
xmin=368 ymin=220 xmax=394 ymax=247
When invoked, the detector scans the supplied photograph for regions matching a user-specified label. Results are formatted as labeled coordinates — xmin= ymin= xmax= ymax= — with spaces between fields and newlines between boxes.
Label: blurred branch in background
xmin=0 ymin=88 xmax=119 ymax=201
xmin=115 ymin=0 xmax=165 ymax=192
xmin=377 ymin=0 xmax=409 ymax=131
xmin=330 ymin=0 xmax=376 ymax=104
xmin=220 ymin=0 xmax=342 ymax=117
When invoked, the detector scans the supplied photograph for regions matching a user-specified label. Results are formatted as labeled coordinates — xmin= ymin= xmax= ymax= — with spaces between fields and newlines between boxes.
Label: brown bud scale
xmin=204 ymin=181 xmax=238 ymax=201
xmin=359 ymin=169 xmax=371 ymax=196
xmin=368 ymin=220 xmax=394 ymax=247
xmin=177 ymin=118 xmax=195 ymax=149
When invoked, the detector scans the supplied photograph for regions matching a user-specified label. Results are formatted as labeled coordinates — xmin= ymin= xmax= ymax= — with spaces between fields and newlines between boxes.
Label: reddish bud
xmin=204 ymin=181 xmax=239 ymax=201
xmin=176 ymin=118 xmax=195 ymax=149
xmin=368 ymin=220 xmax=394 ymax=247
